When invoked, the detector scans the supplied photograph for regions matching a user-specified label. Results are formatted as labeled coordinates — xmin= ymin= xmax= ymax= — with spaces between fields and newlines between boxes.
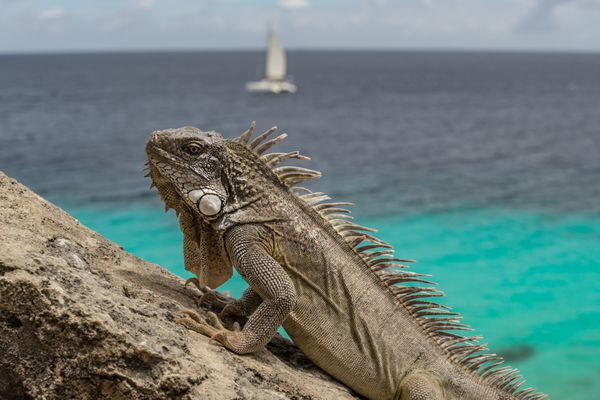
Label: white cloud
xmin=132 ymin=0 xmax=155 ymax=10
xmin=515 ymin=0 xmax=572 ymax=32
xmin=1 ymin=0 xmax=599 ymax=53
xmin=37 ymin=7 xmax=65 ymax=21
xmin=279 ymin=0 xmax=309 ymax=9
xmin=514 ymin=0 xmax=600 ymax=33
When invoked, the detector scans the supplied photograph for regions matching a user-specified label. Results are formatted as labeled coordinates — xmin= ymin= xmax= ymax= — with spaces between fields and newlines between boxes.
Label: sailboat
xmin=246 ymin=30 xmax=297 ymax=94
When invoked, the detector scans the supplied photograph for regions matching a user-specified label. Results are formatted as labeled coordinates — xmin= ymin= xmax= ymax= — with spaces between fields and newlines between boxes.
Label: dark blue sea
xmin=1 ymin=51 xmax=599 ymax=399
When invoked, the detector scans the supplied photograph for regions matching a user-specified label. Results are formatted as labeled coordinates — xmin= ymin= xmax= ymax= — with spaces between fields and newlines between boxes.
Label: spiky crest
xmin=229 ymin=122 xmax=546 ymax=400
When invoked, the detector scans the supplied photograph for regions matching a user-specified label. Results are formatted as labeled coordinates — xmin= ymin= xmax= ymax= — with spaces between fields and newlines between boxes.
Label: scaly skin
xmin=145 ymin=124 xmax=546 ymax=400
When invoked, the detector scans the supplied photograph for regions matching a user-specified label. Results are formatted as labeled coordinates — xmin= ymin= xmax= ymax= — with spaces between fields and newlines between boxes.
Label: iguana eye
xmin=185 ymin=143 xmax=202 ymax=155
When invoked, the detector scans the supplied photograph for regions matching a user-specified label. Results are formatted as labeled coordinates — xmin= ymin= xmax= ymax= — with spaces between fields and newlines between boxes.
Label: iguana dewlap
xmin=145 ymin=123 xmax=546 ymax=400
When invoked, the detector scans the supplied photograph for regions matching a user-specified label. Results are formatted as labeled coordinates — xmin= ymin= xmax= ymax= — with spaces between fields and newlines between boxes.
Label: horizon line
xmin=1 ymin=46 xmax=600 ymax=57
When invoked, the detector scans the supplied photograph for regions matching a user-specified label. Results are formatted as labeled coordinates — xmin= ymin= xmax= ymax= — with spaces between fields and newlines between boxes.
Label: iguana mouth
xmin=146 ymin=144 xmax=188 ymax=170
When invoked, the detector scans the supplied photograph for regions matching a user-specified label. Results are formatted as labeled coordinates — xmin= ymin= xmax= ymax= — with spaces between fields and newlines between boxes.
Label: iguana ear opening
xmin=179 ymin=209 xmax=232 ymax=289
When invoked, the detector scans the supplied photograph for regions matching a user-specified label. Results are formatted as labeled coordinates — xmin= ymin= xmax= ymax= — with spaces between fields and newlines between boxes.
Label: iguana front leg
xmin=221 ymin=287 xmax=263 ymax=317
xmin=178 ymin=225 xmax=296 ymax=354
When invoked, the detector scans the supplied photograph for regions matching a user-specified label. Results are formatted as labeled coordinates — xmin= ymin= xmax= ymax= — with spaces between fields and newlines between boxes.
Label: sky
xmin=0 ymin=0 xmax=599 ymax=53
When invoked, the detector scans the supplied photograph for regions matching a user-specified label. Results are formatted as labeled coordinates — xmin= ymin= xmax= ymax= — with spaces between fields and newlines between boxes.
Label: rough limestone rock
xmin=0 ymin=171 xmax=358 ymax=400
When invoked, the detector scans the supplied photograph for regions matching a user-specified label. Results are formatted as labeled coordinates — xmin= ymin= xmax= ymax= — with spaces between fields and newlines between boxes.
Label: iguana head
xmin=145 ymin=123 xmax=317 ymax=288
xmin=146 ymin=123 xmax=319 ymax=222
xmin=145 ymin=126 xmax=231 ymax=220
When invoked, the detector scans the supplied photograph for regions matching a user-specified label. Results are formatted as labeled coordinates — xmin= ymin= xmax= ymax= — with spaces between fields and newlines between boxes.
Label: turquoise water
xmin=68 ymin=204 xmax=600 ymax=400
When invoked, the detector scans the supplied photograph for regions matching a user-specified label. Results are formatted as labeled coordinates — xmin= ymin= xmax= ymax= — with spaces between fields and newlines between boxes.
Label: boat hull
xmin=245 ymin=79 xmax=297 ymax=94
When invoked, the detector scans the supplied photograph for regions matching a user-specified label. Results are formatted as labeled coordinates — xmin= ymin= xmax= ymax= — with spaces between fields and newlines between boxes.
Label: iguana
xmin=145 ymin=123 xmax=546 ymax=400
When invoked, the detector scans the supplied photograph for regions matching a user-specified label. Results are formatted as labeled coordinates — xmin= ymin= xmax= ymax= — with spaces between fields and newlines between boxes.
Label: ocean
xmin=1 ymin=51 xmax=599 ymax=399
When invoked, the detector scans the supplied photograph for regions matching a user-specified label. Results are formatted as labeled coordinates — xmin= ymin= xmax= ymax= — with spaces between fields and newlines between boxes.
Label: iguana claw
xmin=176 ymin=310 xmax=242 ymax=350
xmin=184 ymin=277 xmax=201 ymax=289
xmin=184 ymin=278 xmax=232 ymax=310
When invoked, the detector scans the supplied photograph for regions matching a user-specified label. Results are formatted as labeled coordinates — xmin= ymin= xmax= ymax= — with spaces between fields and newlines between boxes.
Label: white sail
xmin=246 ymin=29 xmax=296 ymax=93
xmin=265 ymin=30 xmax=286 ymax=81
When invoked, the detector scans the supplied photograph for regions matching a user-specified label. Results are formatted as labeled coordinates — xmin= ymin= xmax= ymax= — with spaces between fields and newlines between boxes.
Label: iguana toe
xmin=177 ymin=309 xmax=204 ymax=323
xmin=175 ymin=311 xmax=220 ymax=337
xmin=210 ymin=329 xmax=243 ymax=352
xmin=206 ymin=311 xmax=225 ymax=329
xmin=194 ymin=286 xmax=232 ymax=310
xmin=218 ymin=303 xmax=237 ymax=318
xmin=184 ymin=277 xmax=201 ymax=290
xmin=177 ymin=310 xmax=244 ymax=351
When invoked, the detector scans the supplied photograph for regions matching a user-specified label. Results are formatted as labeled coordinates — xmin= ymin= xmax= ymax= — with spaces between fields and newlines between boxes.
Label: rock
xmin=0 ymin=171 xmax=358 ymax=400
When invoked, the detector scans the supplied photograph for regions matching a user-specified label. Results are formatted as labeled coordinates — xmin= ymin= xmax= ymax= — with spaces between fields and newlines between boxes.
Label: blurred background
xmin=1 ymin=1 xmax=599 ymax=399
